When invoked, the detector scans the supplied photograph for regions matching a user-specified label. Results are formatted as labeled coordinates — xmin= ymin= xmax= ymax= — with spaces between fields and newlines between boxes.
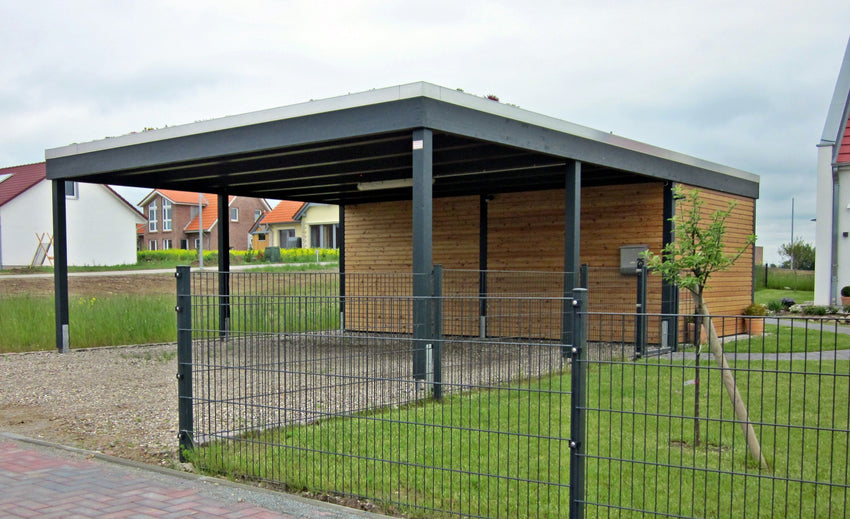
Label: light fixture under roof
xmin=356 ymin=178 xmax=415 ymax=191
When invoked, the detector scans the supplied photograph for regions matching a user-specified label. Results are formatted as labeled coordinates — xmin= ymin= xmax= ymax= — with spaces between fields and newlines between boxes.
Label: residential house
xmin=251 ymin=201 xmax=340 ymax=251
xmin=300 ymin=203 xmax=341 ymax=249
xmin=137 ymin=189 xmax=270 ymax=251
xmin=815 ymin=38 xmax=850 ymax=305
xmin=0 ymin=162 xmax=144 ymax=267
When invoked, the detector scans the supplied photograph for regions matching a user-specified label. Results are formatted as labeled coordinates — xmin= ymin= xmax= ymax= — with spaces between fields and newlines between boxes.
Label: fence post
xmin=432 ymin=265 xmax=443 ymax=400
xmin=569 ymin=288 xmax=587 ymax=519
xmin=176 ymin=266 xmax=194 ymax=461
xmin=635 ymin=259 xmax=647 ymax=358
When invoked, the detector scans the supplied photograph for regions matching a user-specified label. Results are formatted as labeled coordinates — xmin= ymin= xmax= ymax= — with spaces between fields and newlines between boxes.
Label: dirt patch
xmin=0 ymin=273 xmax=175 ymax=297
xmin=0 ymin=344 xmax=178 ymax=465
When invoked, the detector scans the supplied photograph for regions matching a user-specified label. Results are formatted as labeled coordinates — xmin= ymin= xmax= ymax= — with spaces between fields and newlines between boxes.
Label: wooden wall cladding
xmin=676 ymin=185 xmax=755 ymax=334
xmin=342 ymin=182 xmax=755 ymax=339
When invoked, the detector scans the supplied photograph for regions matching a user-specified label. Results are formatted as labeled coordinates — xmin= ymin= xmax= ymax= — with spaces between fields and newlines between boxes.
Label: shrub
xmin=781 ymin=297 xmax=795 ymax=309
xmin=842 ymin=286 xmax=850 ymax=297
xmin=743 ymin=303 xmax=768 ymax=316
xmin=766 ymin=300 xmax=784 ymax=313
xmin=802 ymin=305 xmax=828 ymax=316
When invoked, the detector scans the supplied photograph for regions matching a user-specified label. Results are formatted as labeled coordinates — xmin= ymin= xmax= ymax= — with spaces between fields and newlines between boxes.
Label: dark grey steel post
xmin=217 ymin=194 xmax=230 ymax=338
xmin=635 ymin=259 xmax=648 ymax=358
xmin=339 ymin=203 xmax=345 ymax=330
xmin=661 ymin=182 xmax=679 ymax=350
xmin=432 ymin=265 xmax=443 ymax=400
xmin=562 ymin=161 xmax=581 ymax=355
xmin=176 ymin=266 xmax=194 ymax=460
xmin=478 ymin=195 xmax=488 ymax=338
xmin=412 ymin=128 xmax=433 ymax=379
xmin=52 ymin=180 xmax=70 ymax=353
xmin=580 ymin=263 xmax=589 ymax=289
xmin=569 ymin=288 xmax=587 ymax=519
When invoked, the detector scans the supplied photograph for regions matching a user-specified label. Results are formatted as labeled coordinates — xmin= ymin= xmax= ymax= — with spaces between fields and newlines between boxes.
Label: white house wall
xmin=838 ymin=166 xmax=850 ymax=296
xmin=815 ymin=145 xmax=835 ymax=304
xmin=0 ymin=180 xmax=141 ymax=267
xmin=1 ymin=180 xmax=54 ymax=267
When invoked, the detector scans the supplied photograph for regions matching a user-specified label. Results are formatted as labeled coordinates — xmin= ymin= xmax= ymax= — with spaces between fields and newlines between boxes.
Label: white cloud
xmin=1 ymin=0 xmax=848 ymax=264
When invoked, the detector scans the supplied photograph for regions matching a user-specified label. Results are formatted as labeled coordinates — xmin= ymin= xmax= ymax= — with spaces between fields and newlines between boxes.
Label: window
xmin=163 ymin=239 xmax=172 ymax=249
xmin=65 ymin=181 xmax=78 ymax=199
xmin=148 ymin=239 xmax=157 ymax=251
xmin=148 ymin=201 xmax=158 ymax=232
xmin=230 ymin=207 xmax=239 ymax=222
xmin=180 ymin=239 xmax=188 ymax=249
xmin=310 ymin=224 xmax=339 ymax=249
xmin=194 ymin=238 xmax=201 ymax=250
xmin=279 ymin=229 xmax=295 ymax=248
xmin=256 ymin=233 xmax=267 ymax=241
xmin=254 ymin=210 xmax=262 ymax=221
xmin=162 ymin=200 xmax=172 ymax=231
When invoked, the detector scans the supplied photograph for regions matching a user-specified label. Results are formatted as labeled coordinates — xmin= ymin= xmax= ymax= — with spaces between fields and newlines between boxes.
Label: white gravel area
xmin=0 ymin=343 xmax=179 ymax=465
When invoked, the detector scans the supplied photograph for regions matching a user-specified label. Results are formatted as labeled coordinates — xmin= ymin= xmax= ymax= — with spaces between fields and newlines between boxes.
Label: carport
xmin=45 ymin=82 xmax=759 ymax=352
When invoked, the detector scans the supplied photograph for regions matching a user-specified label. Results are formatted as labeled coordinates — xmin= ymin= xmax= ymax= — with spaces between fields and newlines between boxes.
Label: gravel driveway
xmin=0 ymin=343 xmax=179 ymax=466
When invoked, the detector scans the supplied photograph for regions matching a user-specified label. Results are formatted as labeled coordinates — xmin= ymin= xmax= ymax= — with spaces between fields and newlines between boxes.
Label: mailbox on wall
xmin=620 ymin=245 xmax=648 ymax=275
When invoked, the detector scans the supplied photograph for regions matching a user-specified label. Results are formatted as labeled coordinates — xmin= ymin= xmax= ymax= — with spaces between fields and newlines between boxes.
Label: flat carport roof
xmin=44 ymin=82 xmax=759 ymax=353
xmin=45 ymin=82 xmax=759 ymax=202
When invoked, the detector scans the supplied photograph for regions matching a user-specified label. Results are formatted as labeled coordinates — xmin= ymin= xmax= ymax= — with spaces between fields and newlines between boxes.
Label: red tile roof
xmin=136 ymin=223 xmax=146 ymax=234
xmin=138 ymin=188 xmax=210 ymax=207
xmin=0 ymin=162 xmax=46 ymax=207
xmin=262 ymin=200 xmax=305 ymax=224
xmin=837 ymin=111 xmax=850 ymax=164
xmin=184 ymin=194 xmax=236 ymax=232
xmin=157 ymin=189 xmax=211 ymax=205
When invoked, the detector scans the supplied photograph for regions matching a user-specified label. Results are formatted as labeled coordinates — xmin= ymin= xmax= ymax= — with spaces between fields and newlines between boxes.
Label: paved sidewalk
xmin=0 ymin=433 xmax=380 ymax=518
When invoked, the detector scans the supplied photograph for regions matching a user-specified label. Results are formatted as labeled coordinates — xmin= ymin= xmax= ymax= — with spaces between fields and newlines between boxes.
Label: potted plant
xmin=743 ymin=303 xmax=767 ymax=335
xmin=841 ymin=286 xmax=850 ymax=307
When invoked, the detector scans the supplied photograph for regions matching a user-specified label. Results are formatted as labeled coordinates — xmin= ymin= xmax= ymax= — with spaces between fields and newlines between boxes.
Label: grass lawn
xmin=186 ymin=359 xmax=849 ymax=518
xmin=723 ymin=324 xmax=850 ymax=353
xmin=0 ymin=294 xmax=177 ymax=352
xmin=754 ymin=289 xmax=814 ymax=306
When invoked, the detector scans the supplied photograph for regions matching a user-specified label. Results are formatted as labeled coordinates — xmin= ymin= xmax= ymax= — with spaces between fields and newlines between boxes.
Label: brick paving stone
xmin=0 ymin=437 xmax=382 ymax=518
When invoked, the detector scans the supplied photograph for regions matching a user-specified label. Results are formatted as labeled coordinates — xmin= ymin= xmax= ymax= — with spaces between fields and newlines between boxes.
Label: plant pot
xmin=841 ymin=296 xmax=850 ymax=307
xmin=746 ymin=317 xmax=764 ymax=336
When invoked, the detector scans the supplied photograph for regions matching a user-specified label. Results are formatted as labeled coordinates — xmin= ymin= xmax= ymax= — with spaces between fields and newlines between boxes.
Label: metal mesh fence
xmin=177 ymin=269 xmax=850 ymax=518
xmin=581 ymin=313 xmax=850 ymax=518
xmin=179 ymin=268 xmax=576 ymax=518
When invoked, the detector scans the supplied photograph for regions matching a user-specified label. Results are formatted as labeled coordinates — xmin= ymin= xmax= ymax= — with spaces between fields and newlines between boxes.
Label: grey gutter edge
xmin=820 ymin=37 xmax=850 ymax=151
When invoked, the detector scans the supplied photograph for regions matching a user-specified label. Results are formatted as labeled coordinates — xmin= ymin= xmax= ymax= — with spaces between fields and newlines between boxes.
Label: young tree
xmin=643 ymin=187 xmax=768 ymax=469
xmin=778 ymin=240 xmax=815 ymax=271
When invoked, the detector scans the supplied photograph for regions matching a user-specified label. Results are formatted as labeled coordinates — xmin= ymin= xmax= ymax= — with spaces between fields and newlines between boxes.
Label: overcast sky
xmin=2 ymin=1 xmax=848 ymax=264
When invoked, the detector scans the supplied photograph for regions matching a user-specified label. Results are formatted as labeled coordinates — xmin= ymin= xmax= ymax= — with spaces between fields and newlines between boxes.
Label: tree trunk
xmin=694 ymin=294 xmax=769 ymax=470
